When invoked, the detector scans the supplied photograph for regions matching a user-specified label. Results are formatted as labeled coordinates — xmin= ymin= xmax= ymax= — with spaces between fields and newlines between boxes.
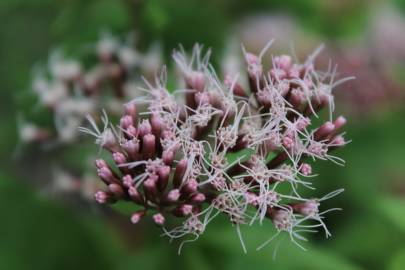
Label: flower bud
xmin=173 ymin=204 xmax=193 ymax=217
xmin=173 ymin=159 xmax=187 ymax=188
xmin=186 ymin=71 xmax=205 ymax=91
xmin=131 ymin=210 xmax=146 ymax=224
xmin=122 ymin=175 xmax=133 ymax=188
xmin=152 ymin=213 xmax=165 ymax=226
xmin=293 ymin=200 xmax=319 ymax=217
xmin=138 ymin=119 xmax=152 ymax=137
xmin=157 ymin=165 xmax=171 ymax=191
xmin=314 ymin=121 xmax=335 ymax=141
xmin=300 ymin=163 xmax=312 ymax=176
xmin=95 ymin=191 xmax=111 ymax=204
xmin=165 ymin=189 xmax=180 ymax=203
xmin=142 ymin=134 xmax=156 ymax=159
xmin=190 ymin=193 xmax=206 ymax=204
xmin=181 ymin=178 xmax=198 ymax=195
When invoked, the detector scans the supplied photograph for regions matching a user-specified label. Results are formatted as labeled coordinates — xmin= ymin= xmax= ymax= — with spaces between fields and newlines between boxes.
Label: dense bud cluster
xmin=81 ymin=41 xmax=350 ymax=252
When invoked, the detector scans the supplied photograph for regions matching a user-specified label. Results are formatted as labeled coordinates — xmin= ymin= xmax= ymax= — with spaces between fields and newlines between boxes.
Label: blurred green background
xmin=1 ymin=0 xmax=405 ymax=269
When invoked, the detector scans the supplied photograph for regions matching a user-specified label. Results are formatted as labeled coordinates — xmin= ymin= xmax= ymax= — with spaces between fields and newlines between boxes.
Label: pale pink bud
xmin=166 ymin=189 xmax=181 ymax=202
xmin=122 ymin=175 xmax=133 ymax=188
xmin=142 ymin=134 xmax=156 ymax=159
xmin=270 ymin=209 xmax=293 ymax=231
xmin=246 ymin=192 xmax=259 ymax=206
xmin=293 ymin=200 xmax=319 ymax=217
xmin=194 ymin=92 xmax=210 ymax=105
xmin=124 ymin=103 xmax=137 ymax=122
xmin=288 ymin=65 xmax=300 ymax=78
xmin=308 ymin=142 xmax=327 ymax=157
xmin=331 ymin=135 xmax=346 ymax=146
xmin=112 ymin=152 xmax=127 ymax=165
xmin=128 ymin=186 xmax=143 ymax=204
xmin=157 ymin=166 xmax=171 ymax=191
xmin=123 ymin=139 xmax=140 ymax=160
xmin=95 ymin=159 xmax=108 ymax=169
xmin=186 ymin=71 xmax=205 ymax=91
xmin=295 ymin=117 xmax=311 ymax=131
xmin=190 ymin=193 xmax=206 ymax=203
xmin=314 ymin=121 xmax=335 ymax=141
xmin=245 ymin=52 xmax=259 ymax=65
xmin=173 ymin=204 xmax=193 ymax=217
xmin=95 ymin=191 xmax=110 ymax=204
xmin=274 ymin=55 xmax=292 ymax=70
xmin=270 ymin=68 xmax=287 ymax=80
xmin=108 ymin=183 xmax=125 ymax=198
xmin=300 ymin=163 xmax=312 ymax=176
xmin=181 ymin=178 xmax=198 ymax=195
xmin=97 ymin=167 xmax=118 ymax=184
xmin=126 ymin=125 xmax=137 ymax=138
xmin=290 ymin=88 xmax=306 ymax=107
xmin=282 ymin=135 xmax=295 ymax=149
xmin=244 ymin=52 xmax=263 ymax=78
xmin=143 ymin=177 xmax=158 ymax=200
xmin=162 ymin=150 xmax=175 ymax=166
xmin=224 ymin=74 xmax=247 ymax=97
xmin=130 ymin=211 xmax=146 ymax=224
xmin=152 ymin=213 xmax=165 ymax=226
xmin=138 ymin=119 xmax=152 ymax=137
xmin=333 ymin=116 xmax=347 ymax=131
xmin=173 ymin=159 xmax=187 ymax=187
xmin=120 ymin=115 xmax=133 ymax=129
xmin=150 ymin=113 xmax=163 ymax=138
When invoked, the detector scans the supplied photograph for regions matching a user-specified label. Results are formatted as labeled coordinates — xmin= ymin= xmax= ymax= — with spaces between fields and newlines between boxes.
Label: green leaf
xmin=0 ymin=174 xmax=124 ymax=270
xmin=388 ymin=248 xmax=405 ymax=270
xmin=200 ymin=222 xmax=361 ymax=270
xmin=110 ymin=200 xmax=141 ymax=216
xmin=378 ymin=196 xmax=405 ymax=233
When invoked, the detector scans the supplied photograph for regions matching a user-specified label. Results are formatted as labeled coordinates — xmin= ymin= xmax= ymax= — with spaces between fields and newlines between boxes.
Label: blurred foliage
xmin=395 ymin=0 xmax=405 ymax=13
xmin=138 ymin=0 xmax=229 ymax=56
xmin=136 ymin=0 xmax=370 ymax=58
xmin=1 ymin=0 xmax=405 ymax=269
xmin=229 ymin=0 xmax=369 ymax=38
xmin=0 ymin=174 xmax=125 ymax=270
xmin=316 ymin=109 xmax=405 ymax=270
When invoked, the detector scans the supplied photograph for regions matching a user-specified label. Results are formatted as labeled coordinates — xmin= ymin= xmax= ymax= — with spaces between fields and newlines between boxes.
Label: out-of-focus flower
xmin=232 ymin=10 xmax=404 ymax=119
xmin=44 ymin=167 xmax=103 ymax=201
xmin=236 ymin=15 xmax=318 ymax=59
xmin=369 ymin=6 xmax=405 ymax=67
xmin=24 ymin=32 xmax=163 ymax=146
xmin=82 ymin=41 xmax=350 ymax=252
xmin=317 ymin=5 xmax=405 ymax=117
xmin=324 ymin=47 xmax=403 ymax=116
xmin=17 ymin=115 xmax=52 ymax=144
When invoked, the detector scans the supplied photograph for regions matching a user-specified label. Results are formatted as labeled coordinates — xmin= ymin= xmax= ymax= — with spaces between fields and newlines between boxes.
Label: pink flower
xmin=81 ymin=41 xmax=350 ymax=252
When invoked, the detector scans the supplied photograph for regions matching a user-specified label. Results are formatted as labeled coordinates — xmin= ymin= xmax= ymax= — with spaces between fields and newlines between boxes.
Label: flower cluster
xmin=19 ymin=33 xmax=162 ymax=145
xmin=82 ymin=42 xmax=350 ymax=252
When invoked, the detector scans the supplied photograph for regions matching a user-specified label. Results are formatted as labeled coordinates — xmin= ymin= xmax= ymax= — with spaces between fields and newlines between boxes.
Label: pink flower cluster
xmin=81 ymin=42 xmax=349 ymax=252
xmin=21 ymin=33 xmax=161 ymax=145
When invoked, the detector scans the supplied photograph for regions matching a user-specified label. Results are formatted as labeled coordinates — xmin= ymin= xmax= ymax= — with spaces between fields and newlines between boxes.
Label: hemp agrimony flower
xmin=82 ymin=41 xmax=351 ymax=253
xmin=20 ymin=32 xmax=162 ymax=146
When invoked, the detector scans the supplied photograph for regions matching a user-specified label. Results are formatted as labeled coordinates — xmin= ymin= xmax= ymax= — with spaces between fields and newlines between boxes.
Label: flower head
xmin=82 ymin=41 xmax=350 ymax=253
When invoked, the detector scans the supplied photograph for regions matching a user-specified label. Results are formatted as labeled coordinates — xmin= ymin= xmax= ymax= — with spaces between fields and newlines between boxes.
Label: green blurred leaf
xmin=0 ymin=174 xmax=124 ymax=270
xmin=378 ymin=196 xmax=405 ymax=233
xmin=388 ymin=248 xmax=405 ymax=270
xmin=52 ymin=0 xmax=130 ymax=49
xmin=201 ymin=221 xmax=361 ymax=270
xmin=111 ymin=200 xmax=141 ymax=216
